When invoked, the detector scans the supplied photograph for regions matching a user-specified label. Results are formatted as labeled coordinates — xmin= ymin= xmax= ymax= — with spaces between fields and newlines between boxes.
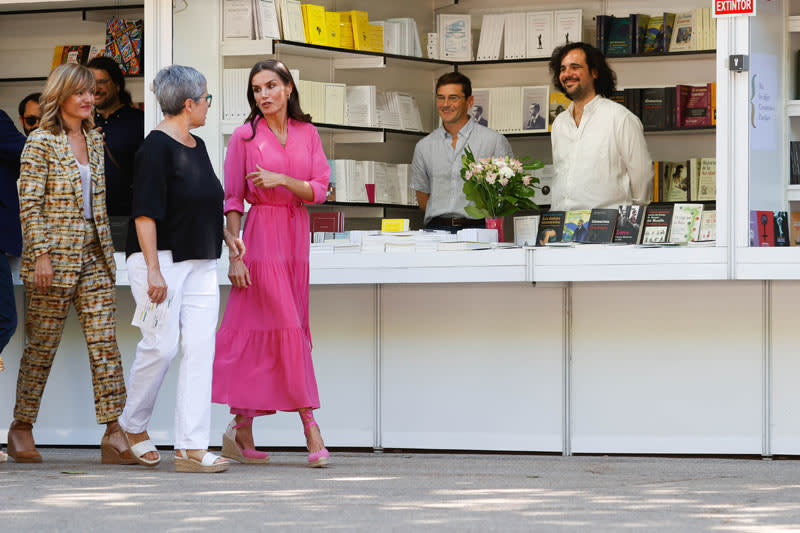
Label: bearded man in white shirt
xmin=548 ymin=42 xmax=652 ymax=211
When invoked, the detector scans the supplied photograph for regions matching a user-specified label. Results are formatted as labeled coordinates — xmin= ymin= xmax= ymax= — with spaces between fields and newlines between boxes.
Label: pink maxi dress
xmin=212 ymin=118 xmax=330 ymax=415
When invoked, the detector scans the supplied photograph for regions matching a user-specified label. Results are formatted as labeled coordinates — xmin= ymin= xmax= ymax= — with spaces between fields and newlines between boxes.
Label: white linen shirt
xmin=550 ymin=95 xmax=652 ymax=211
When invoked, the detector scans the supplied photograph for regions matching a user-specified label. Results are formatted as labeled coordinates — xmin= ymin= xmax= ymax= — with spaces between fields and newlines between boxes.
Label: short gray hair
xmin=152 ymin=65 xmax=206 ymax=116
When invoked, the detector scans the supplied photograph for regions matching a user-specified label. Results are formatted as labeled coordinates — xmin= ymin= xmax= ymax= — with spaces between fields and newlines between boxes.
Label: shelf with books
xmin=319 ymin=201 xmax=420 ymax=209
xmin=221 ymin=120 xmax=427 ymax=143
xmin=790 ymin=16 xmax=800 ymax=32
xmin=221 ymin=38 xmax=452 ymax=70
xmin=503 ymin=126 xmax=715 ymax=139
xmin=456 ymin=49 xmax=716 ymax=69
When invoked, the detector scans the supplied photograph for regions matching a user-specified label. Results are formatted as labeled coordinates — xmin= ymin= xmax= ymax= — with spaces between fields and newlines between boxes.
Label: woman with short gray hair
xmin=118 ymin=65 xmax=245 ymax=473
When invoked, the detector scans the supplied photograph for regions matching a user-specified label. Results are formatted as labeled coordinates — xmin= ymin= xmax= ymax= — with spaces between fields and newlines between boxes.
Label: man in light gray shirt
xmin=411 ymin=72 xmax=513 ymax=233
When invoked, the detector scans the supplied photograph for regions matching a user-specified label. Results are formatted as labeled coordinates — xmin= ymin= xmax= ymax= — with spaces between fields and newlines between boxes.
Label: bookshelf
xmin=0 ymin=4 xmax=145 ymax=120
xmin=215 ymin=2 xmax=719 ymax=232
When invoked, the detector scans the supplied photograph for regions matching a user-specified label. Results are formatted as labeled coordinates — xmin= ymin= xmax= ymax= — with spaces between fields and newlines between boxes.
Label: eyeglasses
xmin=204 ymin=94 xmax=213 ymax=107
xmin=436 ymin=95 xmax=465 ymax=104
xmin=23 ymin=116 xmax=40 ymax=127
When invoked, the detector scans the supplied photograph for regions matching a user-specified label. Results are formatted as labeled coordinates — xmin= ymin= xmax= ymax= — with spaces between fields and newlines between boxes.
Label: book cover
xmin=662 ymin=13 xmax=676 ymax=53
xmin=51 ymin=46 xmax=64 ymax=69
xmin=256 ymin=0 xmax=281 ymax=39
xmin=367 ymin=23 xmax=384 ymax=52
xmin=553 ymin=9 xmax=582 ymax=48
xmin=710 ymin=82 xmax=716 ymax=126
xmin=537 ymin=211 xmax=565 ymax=245
xmin=521 ymin=86 xmax=549 ymax=131
xmin=750 ymin=211 xmax=757 ymax=247
xmin=697 ymin=158 xmax=716 ymax=201
xmin=337 ymin=11 xmax=354 ymax=49
xmin=640 ymin=87 xmax=667 ymax=130
xmin=350 ymin=10 xmax=370 ymax=51
xmin=526 ymin=11 xmax=554 ymax=59
xmin=562 ymin=209 xmax=591 ymax=243
xmin=668 ymin=203 xmax=703 ymax=243
xmin=595 ymin=15 xmax=611 ymax=53
xmin=641 ymin=204 xmax=674 ymax=244
xmin=669 ymin=11 xmax=695 ymax=52
xmin=663 ymin=161 xmax=689 ymax=202
xmin=605 ymin=16 xmax=631 ymax=57
xmin=790 ymin=212 xmax=800 ymax=246
xmin=381 ymin=219 xmax=410 ymax=232
xmin=548 ymin=91 xmax=571 ymax=131
xmin=325 ymin=11 xmax=340 ymax=47
xmin=687 ymin=158 xmax=699 ymax=200
xmin=513 ymin=215 xmax=540 ymax=246
xmin=652 ymin=161 xmax=660 ymax=202
xmin=302 ymin=4 xmax=328 ymax=45
xmin=585 ymin=208 xmax=618 ymax=243
xmin=793 ymin=142 xmax=800 ymax=185
xmin=683 ymin=84 xmax=711 ymax=127
xmin=665 ymin=85 xmax=675 ymax=129
xmin=774 ymin=211 xmax=790 ymax=247
xmin=630 ymin=14 xmax=650 ymax=55
xmin=697 ymin=210 xmax=716 ymax=241
xmin=309 ymin=211 xmax=344 ymax=233
xmin=675 ymin=85 xmax=689 ymax=127
xmin=755 ymin=211 xmax=775 ymax=246
xmin=613 ymin=205 xmax=645 ymax=244
xmin=439 ymin=14 xmax=472 ymax=61
xmin=609 ymin=90 xmax=625 ymax=107
xmin=642 ymin=15 xmax=663 ymax=54
xmin=223 ymin=0 xmax=253 ymax=39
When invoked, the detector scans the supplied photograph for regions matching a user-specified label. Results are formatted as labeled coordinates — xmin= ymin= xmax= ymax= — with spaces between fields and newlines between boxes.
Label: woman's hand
xmin=224 ymin=232 xmax=246 ymax=262
xmin=228 ymin=258 xmax=251 ymax=289
xmin=246 ymin=165 xmax=286 ymax=189
xmin=146 ymin=267 xmax=168 ymax=304
xmin=34 ymin=253 xmax=54 ymax=290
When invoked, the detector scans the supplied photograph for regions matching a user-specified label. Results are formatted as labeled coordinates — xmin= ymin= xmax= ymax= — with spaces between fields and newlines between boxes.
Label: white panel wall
xmin=768 ymin=281 xmax=800 ymax=454
xmin=380 ymin=283 xmax=564 ymax=451
xmin=571 ymin=281 xmax=764 ymax=454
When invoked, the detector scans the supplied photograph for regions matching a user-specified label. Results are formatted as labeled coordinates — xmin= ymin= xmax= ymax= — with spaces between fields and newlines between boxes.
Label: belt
xmin=427 ymin=216 xmax=485 ymax=228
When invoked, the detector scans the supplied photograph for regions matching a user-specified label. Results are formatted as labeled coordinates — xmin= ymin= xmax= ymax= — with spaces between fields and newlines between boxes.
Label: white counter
xmin=2 ymin=247 xmax=798 ymax=456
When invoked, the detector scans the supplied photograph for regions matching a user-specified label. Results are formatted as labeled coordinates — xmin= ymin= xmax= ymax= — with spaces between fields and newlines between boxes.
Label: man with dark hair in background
xmin=0 ymin=110 xmax=26 ymax=420
xmin=411 ymin=72 xmax=512 ymax=233
xmin=17 ymin=93 xmax=41 ymax=136
xmin=88 ymin=56 xmax=144 ymax=217
xmin=548 ymin=42 xmax=651 ymax=211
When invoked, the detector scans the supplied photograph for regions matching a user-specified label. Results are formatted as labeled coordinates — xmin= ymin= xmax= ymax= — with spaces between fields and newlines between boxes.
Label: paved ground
xmin=2 ymin=449 xmax=800 ymax=531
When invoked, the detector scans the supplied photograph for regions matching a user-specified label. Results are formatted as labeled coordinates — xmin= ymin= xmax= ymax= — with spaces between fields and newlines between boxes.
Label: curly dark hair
xmin=87 ymin=56 xmax=133 ymax=106
xmin=549 ymin=42 xmax=617 ymax=99
xmin=244 ymin=59 xmax=311 ymax=141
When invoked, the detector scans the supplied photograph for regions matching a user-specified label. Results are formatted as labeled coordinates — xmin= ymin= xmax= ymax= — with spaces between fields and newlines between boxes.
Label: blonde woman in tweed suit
xmin=6 ymin=64 xmax=134 ymax=464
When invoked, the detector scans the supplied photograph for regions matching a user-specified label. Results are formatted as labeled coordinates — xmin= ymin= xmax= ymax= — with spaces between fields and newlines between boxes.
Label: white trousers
xmin=120 ymin=251 xmax=219 ymax=450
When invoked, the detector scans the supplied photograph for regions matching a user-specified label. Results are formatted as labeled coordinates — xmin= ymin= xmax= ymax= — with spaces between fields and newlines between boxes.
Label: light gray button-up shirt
xmin=411 ymin=120 xmax=513 ymax=224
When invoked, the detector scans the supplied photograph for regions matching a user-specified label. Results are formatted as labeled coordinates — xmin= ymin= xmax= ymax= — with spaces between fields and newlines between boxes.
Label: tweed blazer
xmin=19 ymin=128 xmax=116 ymax=288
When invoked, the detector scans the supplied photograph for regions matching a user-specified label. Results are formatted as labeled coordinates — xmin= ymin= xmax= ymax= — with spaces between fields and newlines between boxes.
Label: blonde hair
xmin=39 ymin=63 xmax=96 ymax=135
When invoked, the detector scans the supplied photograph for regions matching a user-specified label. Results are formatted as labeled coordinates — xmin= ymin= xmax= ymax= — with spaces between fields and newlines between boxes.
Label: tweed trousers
xmin=14 ymin=219 xmax=126 ymax=424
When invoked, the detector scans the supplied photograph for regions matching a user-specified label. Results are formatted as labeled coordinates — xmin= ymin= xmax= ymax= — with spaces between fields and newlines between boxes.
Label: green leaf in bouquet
xmin=465 ymin=204 xmax=488 ymax=219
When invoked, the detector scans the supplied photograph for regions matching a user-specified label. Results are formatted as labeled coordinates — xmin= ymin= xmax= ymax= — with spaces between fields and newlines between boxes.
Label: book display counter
xmin=6 ymin=0 xmax=800 ymax=457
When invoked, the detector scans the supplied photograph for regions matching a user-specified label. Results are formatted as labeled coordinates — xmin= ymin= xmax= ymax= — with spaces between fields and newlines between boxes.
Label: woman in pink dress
xmin=213 ymin=60 xmax=330 ymax=467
